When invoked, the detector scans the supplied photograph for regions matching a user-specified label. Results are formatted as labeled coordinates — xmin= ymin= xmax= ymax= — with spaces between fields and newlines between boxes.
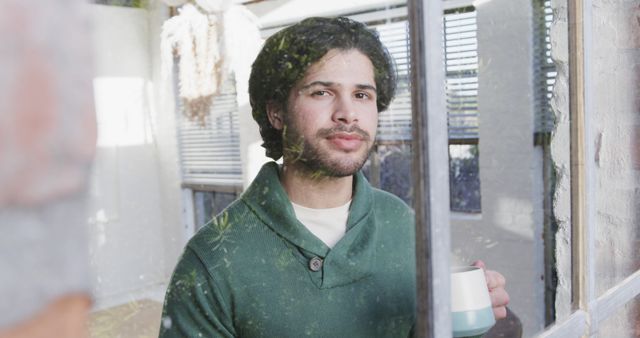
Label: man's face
xmin=276 ymin=49 xmax=379 ymax=177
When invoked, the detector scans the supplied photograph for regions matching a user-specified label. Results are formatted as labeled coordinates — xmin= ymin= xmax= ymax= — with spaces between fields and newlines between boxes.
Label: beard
xmin=282 ymin=123 xmax=374 ymax=178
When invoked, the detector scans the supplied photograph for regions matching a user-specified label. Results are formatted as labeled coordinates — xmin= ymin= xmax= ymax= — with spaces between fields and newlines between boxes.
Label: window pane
xmin=379 ymin=144 xmax=413 ymax=205
xmin=449 ymin=0 xmax=561 ymax=335
xmin=449 ymin=144 xmax=480 ymax=212
xmin=194 ymin=190 xmax=238 ymax=230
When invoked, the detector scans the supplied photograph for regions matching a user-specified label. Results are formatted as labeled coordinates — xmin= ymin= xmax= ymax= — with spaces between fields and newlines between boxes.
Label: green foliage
xmin=205 ymin=212 xmax=236 ymax=252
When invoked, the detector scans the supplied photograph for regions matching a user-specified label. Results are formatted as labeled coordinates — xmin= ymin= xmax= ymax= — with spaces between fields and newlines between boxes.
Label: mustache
xmin=316 ymin=125 xmax=371 ymax=141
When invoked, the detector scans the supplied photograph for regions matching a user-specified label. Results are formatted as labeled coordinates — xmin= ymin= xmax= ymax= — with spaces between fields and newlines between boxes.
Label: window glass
xmin=81 ymin=1 xmax=578 ymax=337
xmin=449 ymin=0 xmax=562 ymax=335
xmin=194 ymin=190 xmax=238 ymax=231
xmin=449 ymin=144 xmax=480 ymax=212
xmin=363 ymin=144 xmax=413 ymax=205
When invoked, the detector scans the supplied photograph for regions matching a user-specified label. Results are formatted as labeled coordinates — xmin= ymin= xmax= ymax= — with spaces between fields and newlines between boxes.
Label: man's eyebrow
xmin=300 ymin=81 xmax=334 ymax=90
xmin=355 ymin=84 xmax=377 ymax=92
xmin=300 ymin=81 xmax=377 ymax=92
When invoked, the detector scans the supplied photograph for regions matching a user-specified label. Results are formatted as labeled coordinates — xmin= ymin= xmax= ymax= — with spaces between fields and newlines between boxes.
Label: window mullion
xmin=568 ymin=0 xmax=593 ymax=319
xmin=408 ymin=0 xmax=451 ymax=336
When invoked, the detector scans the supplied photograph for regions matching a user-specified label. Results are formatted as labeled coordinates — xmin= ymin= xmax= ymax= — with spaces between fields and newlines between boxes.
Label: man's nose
xmin=332 ymin=95 xmax=358 ymax=125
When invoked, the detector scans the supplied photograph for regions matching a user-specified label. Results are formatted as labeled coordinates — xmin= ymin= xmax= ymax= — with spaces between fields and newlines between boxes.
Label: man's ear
xmin=266 ymin=102 xmax=284 ymax=130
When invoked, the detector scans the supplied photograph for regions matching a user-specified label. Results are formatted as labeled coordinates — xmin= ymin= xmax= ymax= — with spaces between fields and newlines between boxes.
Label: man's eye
xmin=355 ymin=92 xmax=371 ymax=99
xmin=312 ymin=90 xmax=329 ymax=96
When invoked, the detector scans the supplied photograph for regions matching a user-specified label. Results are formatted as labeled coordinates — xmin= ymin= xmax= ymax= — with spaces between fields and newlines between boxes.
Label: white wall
xmin=547 ymin=0 xmax=573 ymax=322
xmin=89 ymin=3 xmax=183 ymax=309
xmin=551 ymin=0 xmax=640 ymax=336
xmin=147 ymin=0 xmax=186 ymax=284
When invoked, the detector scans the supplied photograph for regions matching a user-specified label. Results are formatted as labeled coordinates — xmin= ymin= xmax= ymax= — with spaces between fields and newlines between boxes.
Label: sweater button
xmin=309 ymin=256 xmax=323 ymax=271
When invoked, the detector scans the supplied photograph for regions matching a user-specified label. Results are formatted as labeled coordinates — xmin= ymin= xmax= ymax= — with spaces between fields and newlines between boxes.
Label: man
xmin=160 ymin=17 xmax=508 ymax=337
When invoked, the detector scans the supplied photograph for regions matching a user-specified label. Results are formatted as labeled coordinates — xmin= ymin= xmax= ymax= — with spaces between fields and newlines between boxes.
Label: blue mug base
xmin=452 ymin=306 xmax=495 ymax=338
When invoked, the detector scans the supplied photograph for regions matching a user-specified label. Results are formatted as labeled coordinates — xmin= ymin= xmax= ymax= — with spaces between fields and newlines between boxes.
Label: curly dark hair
xmin=248 ymin=16 xmax=397 ymax=160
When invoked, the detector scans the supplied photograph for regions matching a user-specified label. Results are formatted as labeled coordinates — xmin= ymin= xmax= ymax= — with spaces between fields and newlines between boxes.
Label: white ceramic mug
xmin=451 ymin=266 xmax=496 ymax=337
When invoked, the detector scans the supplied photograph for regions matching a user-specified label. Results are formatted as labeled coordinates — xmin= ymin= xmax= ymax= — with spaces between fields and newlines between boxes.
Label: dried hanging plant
xmin=161 ymin=0 xmax=230 ymax=125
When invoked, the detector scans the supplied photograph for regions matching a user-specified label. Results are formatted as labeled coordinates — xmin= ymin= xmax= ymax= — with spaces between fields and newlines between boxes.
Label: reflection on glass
xmin=449 ymin=0 xmax=563 ymax=335
xmin=363 ymin=144 xmax=413 ymax=205
xmin=445 ymin=6 xmax=481 ymax=214
xmin=88 ymin=0 xmax=423 ymax=334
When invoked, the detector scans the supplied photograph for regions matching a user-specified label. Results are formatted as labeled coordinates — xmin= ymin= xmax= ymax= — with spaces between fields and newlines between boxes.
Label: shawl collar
xmin=240 ymin=162 xmax=378 ymax=288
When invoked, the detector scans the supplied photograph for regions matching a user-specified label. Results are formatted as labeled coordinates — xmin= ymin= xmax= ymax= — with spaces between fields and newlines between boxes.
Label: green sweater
xmin=160 ymin=162 xmax=416 ymax=337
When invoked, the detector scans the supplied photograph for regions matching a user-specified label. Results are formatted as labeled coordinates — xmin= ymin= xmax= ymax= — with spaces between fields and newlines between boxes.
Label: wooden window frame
xmin=411 ymin=0 xmax=640 ymax=337
xmin=408 ymin=0 xmax=640 ymax=337
xmin=541 ymin=0 xmax=640 ymax=336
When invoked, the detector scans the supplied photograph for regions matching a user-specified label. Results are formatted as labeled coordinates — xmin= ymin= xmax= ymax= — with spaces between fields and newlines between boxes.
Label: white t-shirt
xmin=291 ymin=200 xmax=351 ymax=248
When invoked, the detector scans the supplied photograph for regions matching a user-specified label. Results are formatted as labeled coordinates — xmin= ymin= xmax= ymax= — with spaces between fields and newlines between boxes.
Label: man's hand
xmin=472 ymin=260 xmax=509 ymax=320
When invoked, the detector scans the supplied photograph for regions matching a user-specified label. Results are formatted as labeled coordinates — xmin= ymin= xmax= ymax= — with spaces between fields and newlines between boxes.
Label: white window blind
xmin=368 ymin=12 xmax=412 ymax=143
xmin=260 ymin=6 xmax=480 ymax=144
xmin=258 ymin=3 xmax=557 ymax=145
xmin=371 ymin=7 xmax=480 ymax=143
xmin=444 ymin=8 xmax=479 ymax=142
xmin=367 ymin=6 xmax=480 ymax=143
xmin=176 ymin=74 xmax=243 ymax=187
xmin=352 ymin=7 xmax=413 ymax=143
xmin=534 ymin=0 xmax=557 ymax=135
